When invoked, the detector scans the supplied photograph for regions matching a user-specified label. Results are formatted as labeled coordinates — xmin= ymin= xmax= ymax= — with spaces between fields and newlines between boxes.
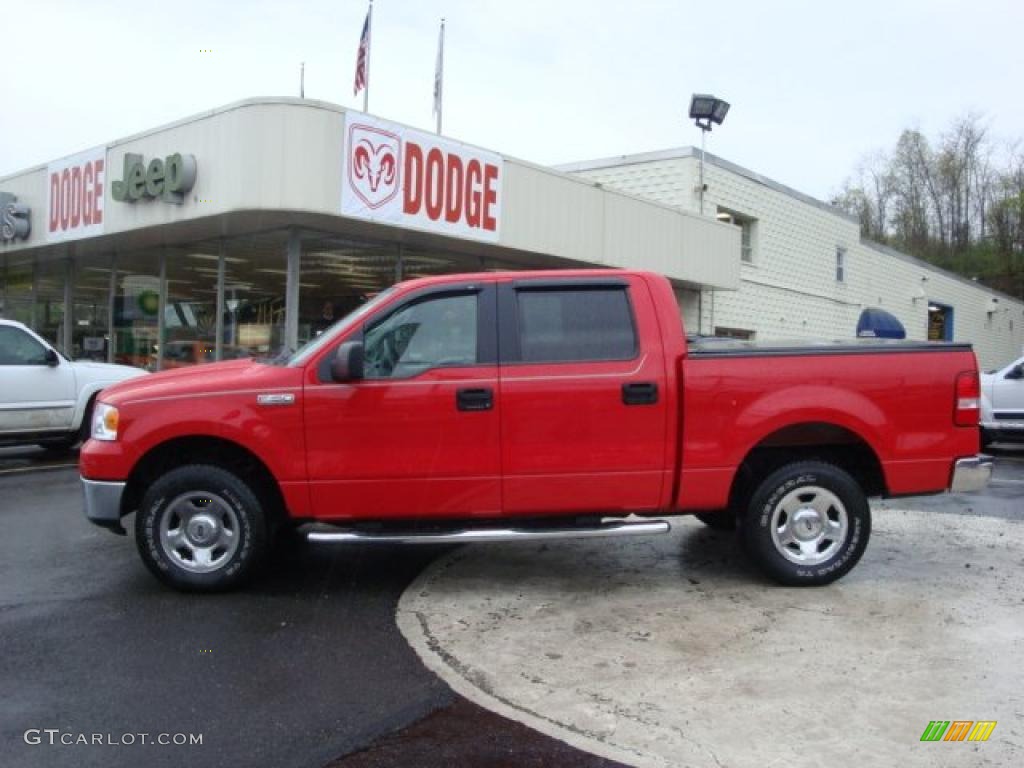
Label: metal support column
xmin=215 ymin=242 xmax=225 ymax=361
xmin=30 ymin=259 xmax=38 ymax=330
xmin=63 ymin=257 xmax=74 ymax=354
xmin=107 ymin=255 xmax=117 ymax=363
xmin=285 ymin=229 xmax=301 ymax=352
xmin=156 ymin=250 xmax=167 ymax=372
xmin=699 ymin=128 xmax=707 ymax=217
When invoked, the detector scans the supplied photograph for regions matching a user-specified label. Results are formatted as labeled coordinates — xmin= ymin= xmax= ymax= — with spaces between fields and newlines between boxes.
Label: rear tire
xmin=695 ymin=512 xmax=737 ymax=530
xmin=740 ymin=461 xmax=870 ymax=586
xmin=135 ymin=464 xmax=269 ymax=592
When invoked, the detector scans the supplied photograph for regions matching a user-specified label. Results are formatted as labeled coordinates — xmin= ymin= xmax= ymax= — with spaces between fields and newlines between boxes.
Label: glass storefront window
xmin=223 ymin=234 xmax=287 ymax=360
xmin=298 ymin=237 xmax=399 ymax=346
xmin=161 ymin=247 xmax=220 ymax=369
xmin=113 ymin=251 xmax=160 ymax=368
xmin=34 ymin=258 xmax=67 ymax=349
xmin=73 ymin=253 xmax=113 ymax=361
xmin=402 ymin=247 xmax=479 ymax=280
xmin=2 ymin=228 xmax=551 ymax=371
xmin=0 ymin=254 xmax=33 ymax=325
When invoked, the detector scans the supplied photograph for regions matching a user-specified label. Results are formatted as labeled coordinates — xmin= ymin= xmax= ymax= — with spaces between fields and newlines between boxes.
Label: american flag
xmin=353 ymin=8 xmax=370 ymax=97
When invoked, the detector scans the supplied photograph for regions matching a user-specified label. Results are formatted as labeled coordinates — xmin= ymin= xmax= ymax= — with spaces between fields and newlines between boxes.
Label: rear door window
xmin=515 ymin=287 xmax=637 ymax=363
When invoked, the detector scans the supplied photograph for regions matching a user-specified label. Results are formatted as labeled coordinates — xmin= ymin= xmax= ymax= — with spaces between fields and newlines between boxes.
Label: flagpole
xmin=300 ymin=61 xmax=305 ymax=98
xmin=363 ymin=0 xmax=373 ymax=113
xmin=435 ymin=18 xmax=445 ymax=134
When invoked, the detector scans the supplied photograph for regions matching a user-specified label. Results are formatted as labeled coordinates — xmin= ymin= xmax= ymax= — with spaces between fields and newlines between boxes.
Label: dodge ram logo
xmin=347 ymin=124 xmax=400 ymax=209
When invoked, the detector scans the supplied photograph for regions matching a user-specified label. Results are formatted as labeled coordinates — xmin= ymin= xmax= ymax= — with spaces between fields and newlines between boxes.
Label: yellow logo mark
xmin=967 ymin=721 xmax=997 ymax=742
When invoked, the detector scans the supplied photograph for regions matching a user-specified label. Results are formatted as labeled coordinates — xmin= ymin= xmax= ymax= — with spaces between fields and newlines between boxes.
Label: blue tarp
xmin=856 ymin=307 xmax=906 ymax=339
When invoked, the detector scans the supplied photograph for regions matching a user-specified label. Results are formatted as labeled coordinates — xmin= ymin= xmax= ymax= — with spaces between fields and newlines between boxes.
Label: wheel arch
xmin=122 ymin=435 xmax=288 ymax=526
xmin=728 ymin=421 xmax=887 ymax=512
xmin=73 ymin=387 xmax=103 ymax=431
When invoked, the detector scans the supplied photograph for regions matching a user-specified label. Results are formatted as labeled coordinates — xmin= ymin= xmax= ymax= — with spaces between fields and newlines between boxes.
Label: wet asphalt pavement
xmin=0 ymin=443 xmax=1019 ymax=768
xmin=0 ymin=449 xmax=624 ymax=768
xmin=0 ymin=465 xmax=454 ymax=768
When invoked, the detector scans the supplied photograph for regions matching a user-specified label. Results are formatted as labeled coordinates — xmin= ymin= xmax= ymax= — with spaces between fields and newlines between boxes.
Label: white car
xmin=0 ymin=318 xmax=147 ymax=451
xmin=980 ymin=354 xmax=1024 ymax=446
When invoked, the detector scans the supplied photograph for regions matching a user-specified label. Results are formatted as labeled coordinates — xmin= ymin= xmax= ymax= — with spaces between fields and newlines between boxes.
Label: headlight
xmin=92 ymin=403 xmax=120 ymax=441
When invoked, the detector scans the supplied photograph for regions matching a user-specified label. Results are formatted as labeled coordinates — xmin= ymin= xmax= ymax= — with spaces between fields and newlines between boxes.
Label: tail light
xmin=954 ymin=370 xmax=980 ymax=427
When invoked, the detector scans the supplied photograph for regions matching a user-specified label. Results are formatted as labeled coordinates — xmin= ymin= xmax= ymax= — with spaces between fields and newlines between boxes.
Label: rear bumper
xmin=82 ymin=477 xmax=127 ymax=534
xmin=950 ymin=455 xmax=993 ymax=493
xmin=981 ymin=420 xmax=1024 ymax=436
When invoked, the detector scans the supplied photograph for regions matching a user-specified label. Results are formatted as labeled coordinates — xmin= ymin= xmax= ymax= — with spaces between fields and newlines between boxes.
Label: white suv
xmin=980 ymin=354 xmax=1024 ymax=446
xmin=0 ymin=319 xmax=147 ymax=451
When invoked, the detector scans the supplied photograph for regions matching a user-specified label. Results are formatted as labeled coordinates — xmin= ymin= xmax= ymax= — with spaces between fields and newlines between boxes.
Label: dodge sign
xmin=47 ymin=147 xmax=106 ymax=242
xmin=341 ymin=113 xmax=502 ymax=243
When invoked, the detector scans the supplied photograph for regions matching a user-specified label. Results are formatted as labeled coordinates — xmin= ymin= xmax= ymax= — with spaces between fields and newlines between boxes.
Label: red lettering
xmin=83 ymin=163 xmax=94 ymax=225
xmin=49 ymin=173 xmax=60 ymax=232
xmin=482 ymin=164 xmax=498 ymax=231
xmin=70 ymin=166 xmax=82 ymax=228
xmin=92 ymin=159 xmax=104 ymax=224
xmin=403 ymin=143 xmax=423 ymax=214
xmin=444 ymin=155 xmax=463 ymax=223
xmin=425 ymin=149 xmax=444 ymax=221
xmin=60 ymin=169 xmax=71 ymax=231
xmin=465 ymin=160 xmax=482 ymax=228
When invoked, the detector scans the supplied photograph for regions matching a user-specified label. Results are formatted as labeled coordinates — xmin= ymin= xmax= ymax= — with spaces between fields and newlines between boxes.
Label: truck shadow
xmin=256 ymin=522 xmax=774 ymax=596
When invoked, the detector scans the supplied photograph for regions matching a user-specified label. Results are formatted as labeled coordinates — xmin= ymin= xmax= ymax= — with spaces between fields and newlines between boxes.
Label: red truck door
xmin=497 ymin=276 xmax=669 ymax=514
xmin=303 ymin=282 xmax=501 ymax=519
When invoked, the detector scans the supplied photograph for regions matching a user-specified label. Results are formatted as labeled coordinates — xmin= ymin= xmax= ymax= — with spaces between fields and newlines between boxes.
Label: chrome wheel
xmin=159 ymin=491 xmax=240 ymax=574
xmin=769 ymin=485 xmax=848 ymax=566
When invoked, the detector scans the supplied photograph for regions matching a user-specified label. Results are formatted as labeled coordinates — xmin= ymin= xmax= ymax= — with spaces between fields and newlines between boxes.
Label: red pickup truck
xmin=80 ymin=270 xmax=991 ymax=591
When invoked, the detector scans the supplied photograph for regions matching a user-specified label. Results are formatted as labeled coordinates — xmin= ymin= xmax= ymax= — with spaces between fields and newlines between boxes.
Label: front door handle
xmin=456 ymin=387 xmax=493 ymax=411
xmin=622 ymin=381 xmax=658 ymax=406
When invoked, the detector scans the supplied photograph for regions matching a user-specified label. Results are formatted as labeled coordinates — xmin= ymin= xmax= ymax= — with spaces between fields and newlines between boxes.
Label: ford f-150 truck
xmin=80 ymin=270 xmax=991 ymax=591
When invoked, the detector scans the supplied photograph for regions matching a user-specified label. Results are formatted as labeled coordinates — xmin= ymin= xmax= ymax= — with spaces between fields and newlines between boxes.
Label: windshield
xmin=286 ymin=287 xmax=397 ymax=366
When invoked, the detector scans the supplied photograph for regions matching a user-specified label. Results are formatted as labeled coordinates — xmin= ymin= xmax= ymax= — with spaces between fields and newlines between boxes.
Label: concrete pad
xmin=397 ymin=510 xmax=1024 ymax=767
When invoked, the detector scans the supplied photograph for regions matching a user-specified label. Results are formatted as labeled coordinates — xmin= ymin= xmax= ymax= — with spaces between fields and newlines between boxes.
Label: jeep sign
xmin=111 ymin=153 xmax=197 ymax=204
xmin=341 ymin=114 xmax=502 ymax=243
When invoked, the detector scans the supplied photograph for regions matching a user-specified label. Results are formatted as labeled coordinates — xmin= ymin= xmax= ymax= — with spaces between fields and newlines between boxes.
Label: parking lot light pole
xmin=688 ymin=94 xmax=730 ymax=216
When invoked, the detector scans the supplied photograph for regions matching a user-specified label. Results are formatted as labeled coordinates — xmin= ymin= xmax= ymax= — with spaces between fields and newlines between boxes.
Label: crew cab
xmin=0 ymin=318 xmax=146 ymax=451
xmin=79 ymin=270 xmax=991 ymax=591
xmin=981 ymin=354 xmax=1024 ymax=445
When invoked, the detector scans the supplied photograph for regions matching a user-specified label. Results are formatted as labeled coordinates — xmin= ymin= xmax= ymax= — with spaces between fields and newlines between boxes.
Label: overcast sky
xmin=1 ymin=0 xmax=1021 ymax=199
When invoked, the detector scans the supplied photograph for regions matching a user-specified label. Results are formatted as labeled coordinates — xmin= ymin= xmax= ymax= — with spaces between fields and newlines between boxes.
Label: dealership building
xmin=1 ymin=96 xmax=1021 ymax=370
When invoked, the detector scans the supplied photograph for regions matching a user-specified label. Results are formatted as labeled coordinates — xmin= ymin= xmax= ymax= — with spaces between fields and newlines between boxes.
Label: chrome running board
xmin=307 ymin=519 xmax=670 ymax=545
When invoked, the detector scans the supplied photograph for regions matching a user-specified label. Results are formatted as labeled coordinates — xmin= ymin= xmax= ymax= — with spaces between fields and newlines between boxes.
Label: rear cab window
xmin=501 ymin=281 xmax=639 ymax=364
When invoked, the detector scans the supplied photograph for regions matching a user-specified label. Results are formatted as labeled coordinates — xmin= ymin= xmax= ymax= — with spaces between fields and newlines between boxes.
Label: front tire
xmin=740 ymin=461 xmax=870 ymax=586
xmin=135 ymin=465 xmax=269 ymax=592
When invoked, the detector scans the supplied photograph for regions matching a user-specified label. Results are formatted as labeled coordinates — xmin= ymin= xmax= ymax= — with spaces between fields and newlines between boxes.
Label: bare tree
xmin=837 ymin=114 xmax=1022 ymax=297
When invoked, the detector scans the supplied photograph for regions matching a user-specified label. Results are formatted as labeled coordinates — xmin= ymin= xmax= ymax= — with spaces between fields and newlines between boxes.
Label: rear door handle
xmin=456 ymin=387 xmax=493 ymax=411
xmin=622 ymin=381 xmax=658 ymax=406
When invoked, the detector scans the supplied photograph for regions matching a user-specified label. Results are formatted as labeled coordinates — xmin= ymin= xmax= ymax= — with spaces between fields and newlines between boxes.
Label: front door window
xmin=363 ymin=293 xmax=478 ymax=379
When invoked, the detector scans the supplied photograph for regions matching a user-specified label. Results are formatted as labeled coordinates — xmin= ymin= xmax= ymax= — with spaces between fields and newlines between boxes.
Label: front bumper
xmin=950 ymin=455 xmax=993 ymax=493
xmin=82 ymin=477 xmax=127 ymax=535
